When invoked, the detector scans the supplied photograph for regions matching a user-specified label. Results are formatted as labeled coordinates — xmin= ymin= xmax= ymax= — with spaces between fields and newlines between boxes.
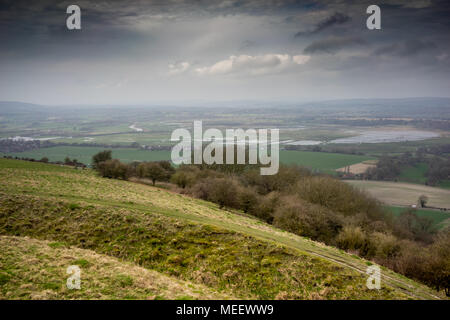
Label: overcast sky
xmin=0 ymin=0 xmax=449 ymax=105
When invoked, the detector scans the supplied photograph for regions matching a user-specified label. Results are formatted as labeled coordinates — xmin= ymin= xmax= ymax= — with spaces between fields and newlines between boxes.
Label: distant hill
xmin=0 ymin=101 xmax=51 ymax=115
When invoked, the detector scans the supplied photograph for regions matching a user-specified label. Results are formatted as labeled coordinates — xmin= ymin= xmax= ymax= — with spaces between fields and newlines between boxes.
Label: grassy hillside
xmin=0 ymin=158 xmax=443 ymax=299
xmin=0 ymin=236 xmax=230 ymax=300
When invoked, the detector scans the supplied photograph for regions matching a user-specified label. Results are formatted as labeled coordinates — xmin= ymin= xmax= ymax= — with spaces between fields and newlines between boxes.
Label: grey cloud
xmin=295 ymin=12 xmax=350 ymax=37
xmin=374 ymin=39 xmax=437 ymax=57
xmin=303 ymin=37 xmax=365 ymax=54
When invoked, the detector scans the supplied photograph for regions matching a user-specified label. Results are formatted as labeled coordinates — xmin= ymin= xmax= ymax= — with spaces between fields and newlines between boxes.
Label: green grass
xmin=0 ymin=158 xmax=444 ymax=299
xmin=385 ymin=206 xmax=450 ymax=229
xmin=3 ymin=148 xmax=373 ymax=175
xmin=1 ymin=147 xmax=171 ymax=165
xmin=0 ymin=235 xmax=230 ymax=300
xmin=398 ymin=163 xmax=428 ymax=184
xmin=279 ymin=151 xmax=374 ymax=174
xmin=438 ymin=180 xmax=450 ymax=190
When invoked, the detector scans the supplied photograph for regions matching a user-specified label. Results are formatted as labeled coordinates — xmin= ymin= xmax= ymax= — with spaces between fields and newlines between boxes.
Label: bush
xmin=92 ymin=150 xmax=112 ymax=169
xmin=250 ymin=192 xmax=280 ymax=223
xmin=241 ymin=165 xmax=310 ymax=195
xmin=207 ymin=178 xmax=240 ymax=209
xmin=170 ymin=165 xmax=200 ymax=189
xmin=273 ymin=196 xmax=343 ymax=244
xmin=371 ymin=232 xmax=401 ymax=261
xmin=336 ymin=226 xmax=366 ymax=252
xmin=238 ymin=187 xmax=259 ymax=213
xmin=97 ymin=159 xmax=129 ymax=180
xmin=137 ymin=162 xmax=171 ymax=185
xmin=295 ymin=176 xmax=384 ymax=220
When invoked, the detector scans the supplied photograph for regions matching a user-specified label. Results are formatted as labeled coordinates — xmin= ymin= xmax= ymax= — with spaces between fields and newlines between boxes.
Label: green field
xmin=280 ymin=150 xmax=374 ymax=174
xmin=0 ymin=158 xmax=443 ymax=300
xmin=2 ymin=147 xmax=374 ymax=173
xmin=1 ymin=147 xmax=171 ymax=165
xmin=399 ymin=163 xmax=428 ymax=184
xmin=385 ymin=206 xmax=450 ymax=230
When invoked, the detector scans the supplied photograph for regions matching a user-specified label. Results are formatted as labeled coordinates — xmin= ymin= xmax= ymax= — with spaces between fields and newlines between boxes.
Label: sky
xmin=0 ymin=0 xmax=449 ymax=105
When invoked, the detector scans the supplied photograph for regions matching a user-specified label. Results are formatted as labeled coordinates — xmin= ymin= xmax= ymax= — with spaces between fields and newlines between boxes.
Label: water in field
xmin=129 ymin=124 xmax=143 ymax=132
xmin=330 ymin=130 xmax=439 ymax=144
xmin=283 ymin=140 xmax=322 ymax=145
xmin=1 ymin=136 xmax=62 ymax=141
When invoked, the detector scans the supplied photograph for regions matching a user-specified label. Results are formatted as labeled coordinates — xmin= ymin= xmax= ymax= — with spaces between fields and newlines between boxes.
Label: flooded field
xmin=330 ymin=130 xmax=439 ymax=144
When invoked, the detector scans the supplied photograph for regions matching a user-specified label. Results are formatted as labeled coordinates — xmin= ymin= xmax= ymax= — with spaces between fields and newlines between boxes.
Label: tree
xmin=64 ymin=157 xmax=71 ymax=165
xmin=92 ymin=150 xmax=112 ymax=169
xmin=137 ymin=162 xmax=169 ymax=185
xmin=96 ymin=159 xmax=129 ymax=180
xmin=146 ymin=162 xmax=167 ymax=185
xmin=40 ymin=157 xmax=49 ymax=163
xmin=207 ymin=178 xmax=239 ymax=209
xmin=418 ymin=195 xmax=428 ymax=208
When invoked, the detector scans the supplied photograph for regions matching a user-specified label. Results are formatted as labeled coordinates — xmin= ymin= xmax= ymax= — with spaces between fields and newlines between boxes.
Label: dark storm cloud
xmin=0 ymin=0 xmax=450 ymax=104
xmin=303 ymin=36 xmax=364 ymax=54
xmin=295 ymin=12 xmax=350 ymax=37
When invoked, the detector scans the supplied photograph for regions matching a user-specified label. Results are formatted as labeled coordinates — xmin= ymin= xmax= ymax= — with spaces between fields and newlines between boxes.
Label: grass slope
xmin=0 ymin=236 xmax=231 ymax=300
xmin=0 ymin=159 xmax=443 ymax=299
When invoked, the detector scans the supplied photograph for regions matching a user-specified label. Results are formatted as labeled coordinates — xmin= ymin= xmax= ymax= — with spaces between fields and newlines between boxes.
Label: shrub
xmin=273 ymin=196 xmax=343 ymax=244
xmin=170 ymin=165 xmax=200 ymax=189
xmin=295 ymin=176 xmax=384 ymax=220
xmin=238 ymin=187 xmax=259 ymax=213
xmin=371 ymin=232 xmax=401 ymax=261
xmin=250 ymin=192 xmax=280 ymax=223
xmin=336 ymin=226 xmax=366 ymax=252
xmin=207 ymin=178 xmax=240 ymax=209
xmin=97 ymin=159 xmax=129 ymax=180
xmin=137 ymin=162 xmax=171 ymax=185
xmin=92 ymin=150 xmax=112 ymax=169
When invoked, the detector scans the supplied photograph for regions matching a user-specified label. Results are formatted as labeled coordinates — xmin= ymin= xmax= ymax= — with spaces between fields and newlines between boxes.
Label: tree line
xmin=365 ymin=149 xmax=450 ymax=186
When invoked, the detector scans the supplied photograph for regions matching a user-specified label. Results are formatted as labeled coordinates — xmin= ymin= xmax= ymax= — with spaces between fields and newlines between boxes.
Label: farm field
xmin=385 ymin=206 xmax=450 ymax=230
xmin=347 ymin=180 xmax=450 ymax=209
xmin=336 ymin=160 xmax=377 ymax=174
xmin=0 ymin=158 xmax=442 ymax=300
xmin=280 ymin=151 xmax=374 ymax=174
xmin=2 ymin=147 xmax=375 ymax=174
xmin=0 ymin=147 xmax=171 ymax=165
xmin=398 ymin=163 xmax=428 ymax=184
